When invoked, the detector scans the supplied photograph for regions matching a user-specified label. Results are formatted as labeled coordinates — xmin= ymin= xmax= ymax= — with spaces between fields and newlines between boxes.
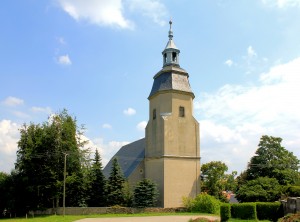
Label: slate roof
xmin=149 ymin=66 xmax=194 ymax=98
xmin=103 ymin=138 xmax=145 ymax=178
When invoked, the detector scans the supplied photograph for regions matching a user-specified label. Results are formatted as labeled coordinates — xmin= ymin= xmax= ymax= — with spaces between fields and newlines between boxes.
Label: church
xmin=103 ymin=21 xmax=201 ymax=208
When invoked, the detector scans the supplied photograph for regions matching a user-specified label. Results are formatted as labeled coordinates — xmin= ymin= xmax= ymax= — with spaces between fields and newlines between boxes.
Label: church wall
xmin=163 ymin=157 xmax=200 ymax=208
xmin=146 ymin=92 xmax=171 ymax=157
xmin=144 ymin=158 xmax=164 ymax=207
xmin=146 ymin=91 xmax=200 ymax=208
xmin=127 ymin=160 xmax=145 ymax=188
xmin=164 ymin=93 xmax=199 ymax=157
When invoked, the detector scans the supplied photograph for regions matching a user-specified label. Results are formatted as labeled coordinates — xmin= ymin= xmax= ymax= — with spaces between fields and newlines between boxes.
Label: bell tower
xmin=145 ymin=21 xmax=201 ymax=208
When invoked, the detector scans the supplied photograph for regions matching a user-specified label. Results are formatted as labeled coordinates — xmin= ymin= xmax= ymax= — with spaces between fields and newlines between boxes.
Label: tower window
xmin=164 ymin=53 xmax=167 ymax=63
xmin=172 ymin=52 xmax=177 ymax=62
xmin=153 ymin=109 xmax=156 ymax=120
xmin=179 ymin=106 xmax=185 ymax=117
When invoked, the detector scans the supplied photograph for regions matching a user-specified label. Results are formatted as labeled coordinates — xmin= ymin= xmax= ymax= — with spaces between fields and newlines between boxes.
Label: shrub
xmin=284 ymin=185 xmax=300 ymax=197
xmin=220 ymin=204 xmax=230 ymax=221
xmin=182 ymin=196 xmax=194 ymax=211
xmin=231 ymin=203 xmax=256 ymax=220
xmin=188 ymin=193 xmax=220 ymax=214
xmin=256 ymin=202 xmax=283 ymax=221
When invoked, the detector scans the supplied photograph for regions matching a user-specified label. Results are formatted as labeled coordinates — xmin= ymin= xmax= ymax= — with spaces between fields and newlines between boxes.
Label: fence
xmin=31 ymin=207 xmax=186 ymax=216
xmin=281 ymin=197 xmax=300 ymax=215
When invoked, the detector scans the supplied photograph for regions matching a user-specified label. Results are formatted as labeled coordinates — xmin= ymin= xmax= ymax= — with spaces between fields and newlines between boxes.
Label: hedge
xmin=256 ymin=202 xmax=283 ymax=222
xmin=220 ymin=204 xmax=231 ymax=222
xmin=231 ymin=203 xmax=257 ymax=220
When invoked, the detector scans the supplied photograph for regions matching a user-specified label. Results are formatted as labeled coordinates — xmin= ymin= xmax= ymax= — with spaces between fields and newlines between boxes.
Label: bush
xmin=220 ymin=204 xmax=230 ymax=221
xmin=182 ymin=196 xmax=194 ymax=211
xmin=185 ymin=193 xmax=220 ymax=214
xmin=231 ymin=203 xmax=256 ymax=220
xmin=256 ymin=202 xmax=283 ymax=221
xmin=284 ymin=185 xmax=300 ymax=197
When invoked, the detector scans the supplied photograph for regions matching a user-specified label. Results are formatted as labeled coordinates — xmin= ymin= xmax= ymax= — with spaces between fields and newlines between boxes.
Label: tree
xmin=87 ymin=149 xmax=107 ymax=207
xmin=201 ymin=161 xmax=228 ymax=199
xmin=107 ymin=158 xmax=126 ymax=206
xmin=224 ymin=171 xmax=238 ymax=192
xmin=236 ymin=177 xmax=282 ymax=202
xmin=0 ymin=172 xmax=9 ymax=218
xmin=133 ymin=179 xmax=158 ymax=208
xmin=246 ymin=135 xmax=299 ymax=185
xmin=14 ymin=109 xmax=89 ymax=213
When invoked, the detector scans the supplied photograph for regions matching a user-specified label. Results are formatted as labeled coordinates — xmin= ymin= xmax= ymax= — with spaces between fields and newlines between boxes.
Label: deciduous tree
xmin=14 ymin=109 xmax=89 ymax=213
xmin=246 ymin=135 xmax=299 ymax=185
xmin=236 ymin=177 xmax=282 ymax=202
xmin=201 ymin=161 xmax=228 ymax=199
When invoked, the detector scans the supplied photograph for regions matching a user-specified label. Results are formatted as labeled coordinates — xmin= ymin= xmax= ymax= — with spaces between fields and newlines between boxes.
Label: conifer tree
xmin=133 ymin=179 xmax=158 ymax=208
xmin=88 ymin=149 xmax=107 ymax=206
xmin=107 ymin=158 xmax=126 ymax=206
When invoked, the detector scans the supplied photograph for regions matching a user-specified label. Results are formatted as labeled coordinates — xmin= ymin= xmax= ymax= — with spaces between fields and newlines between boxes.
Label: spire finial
xmin=168 ymin=19 xmax=173 ymax=40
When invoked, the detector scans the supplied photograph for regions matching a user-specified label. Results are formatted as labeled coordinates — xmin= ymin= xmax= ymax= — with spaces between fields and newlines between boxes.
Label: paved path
xmin=75 ymin=215 xmax=219 ymax=222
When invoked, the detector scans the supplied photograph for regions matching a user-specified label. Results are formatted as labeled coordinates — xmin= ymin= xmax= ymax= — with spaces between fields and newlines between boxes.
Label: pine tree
xmin=133 ymin=179 xmax=158 ymax=208
xmin=88 ymin=149 xmax=107 ymax=206
xmin=107 ymin=158 xmax=126 ymax=206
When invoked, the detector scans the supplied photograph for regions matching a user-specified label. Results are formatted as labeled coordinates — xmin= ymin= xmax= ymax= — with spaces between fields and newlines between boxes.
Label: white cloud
xmin=56 ymin=0 xmax=134 ymax=29
xmin=136 ymin=121 xmax=147 ymax=131
xmin=127 ymin=0 xmax=168 ymax=26
xmin=123 ymin=107 xmax=136 ymax=116
xmin=0 ymin=120 xmax=20 ymax=173
xmin=199 ymin=57 xmax=300 ymax=173
xmin=2 ymin=96 xmax=24 ymax=106
xmin=31 ymin=106 xmax=52 ymax=114
xmin=247 ymin=45 xmax=257 ymax=58
xmin=261 ymin=0 xmax=300 ymax=8
xmin=224 ymin=59 xmax=233 ymax=67
xmin=87 ymin=137 xmax=129 ymax=166
xmin=102 ymin=123 xmax=112 ymax=129
xmin=58 ymin=54 xmax=72 ymax=65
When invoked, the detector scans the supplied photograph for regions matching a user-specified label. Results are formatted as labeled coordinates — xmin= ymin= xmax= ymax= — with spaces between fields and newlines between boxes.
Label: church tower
xmin=145 ymin=21 xmax=201 ymax=208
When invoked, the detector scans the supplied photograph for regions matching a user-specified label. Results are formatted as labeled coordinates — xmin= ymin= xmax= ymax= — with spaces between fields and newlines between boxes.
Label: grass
xmin=228 ymin=219 xmax=269 ymax=222
xmin=189 ymin=218 xmax=271 ymax=222
xmin=0 ymin=212 xmax=217 ymax=222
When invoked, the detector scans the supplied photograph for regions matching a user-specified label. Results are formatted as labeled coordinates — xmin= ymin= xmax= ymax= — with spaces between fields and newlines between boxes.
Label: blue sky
xmin=1 ymin=0 xmax=300 ymax=174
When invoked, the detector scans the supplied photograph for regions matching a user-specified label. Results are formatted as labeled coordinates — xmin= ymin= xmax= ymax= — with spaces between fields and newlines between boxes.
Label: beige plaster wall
xmin=163 ymin=158 xmax=200 ymax=208
xmin=145 ymin=90 xmax=200 ymax=208
xmin=144 ymin=158 xmax=164 ymax=207
xmin=128 ymin=160 xmax=145 ymax=188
